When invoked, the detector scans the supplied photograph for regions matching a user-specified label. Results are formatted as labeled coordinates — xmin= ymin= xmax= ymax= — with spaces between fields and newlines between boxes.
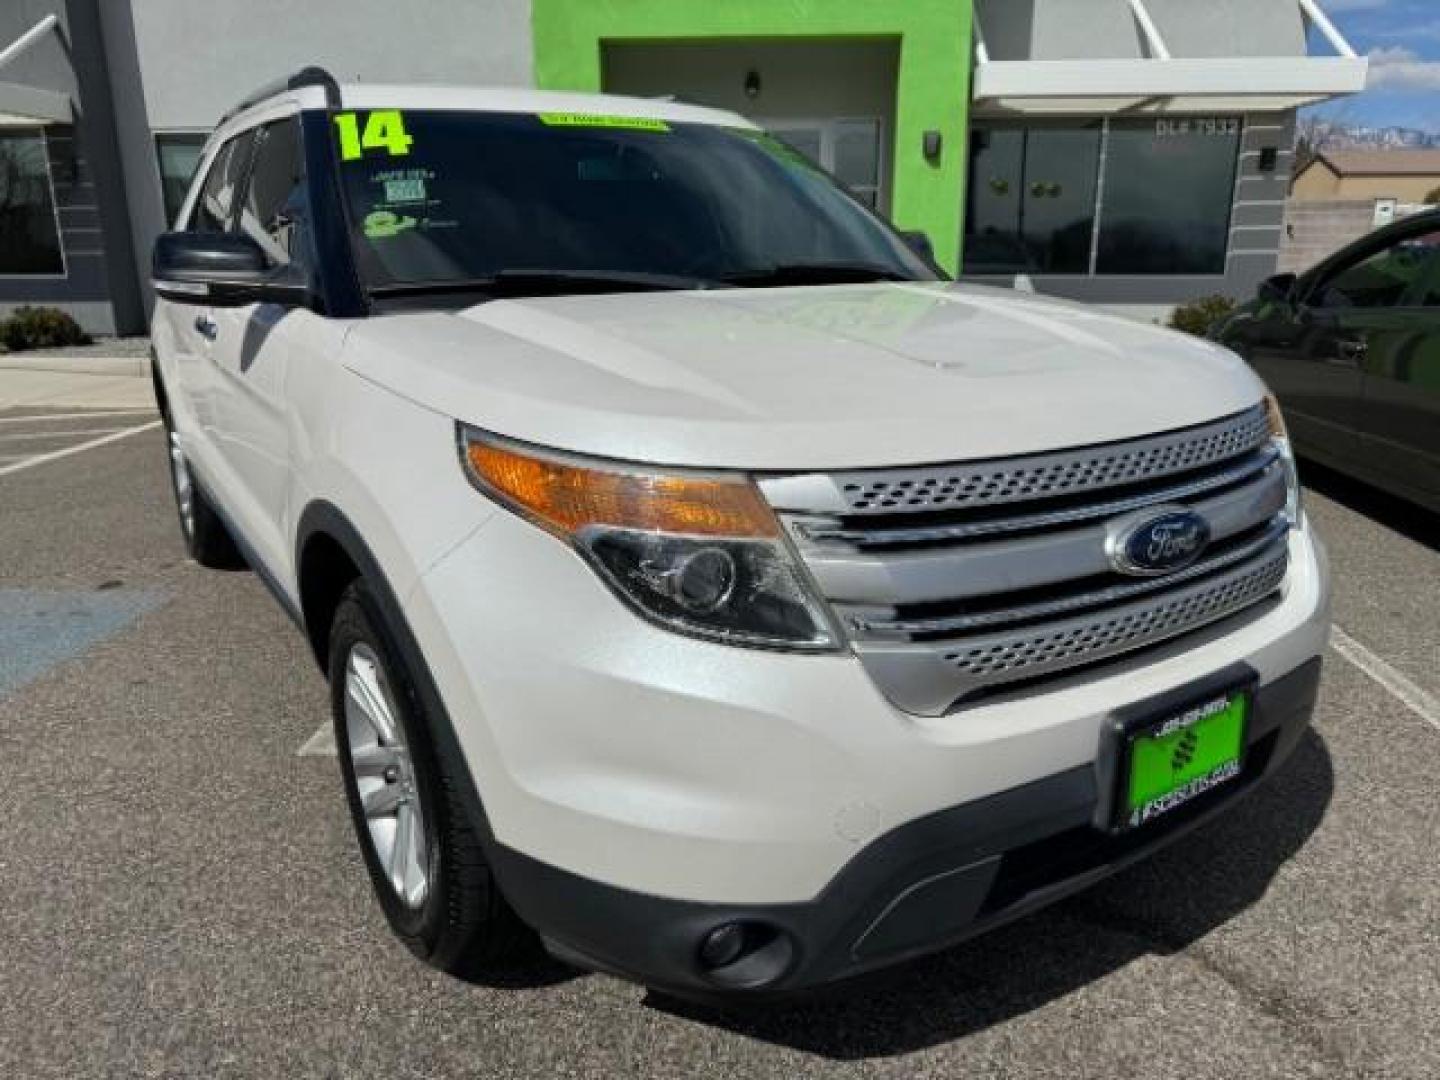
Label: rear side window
xmin=1315 ymin=229 xmax=1440 ymax=310
xmin=237 ymin=118 xmax=308 ymax=270
xmin=1399 ymin=230 xmax=1440 ymax=308
xmin=188 ymin=131 xmax=255 ymax=233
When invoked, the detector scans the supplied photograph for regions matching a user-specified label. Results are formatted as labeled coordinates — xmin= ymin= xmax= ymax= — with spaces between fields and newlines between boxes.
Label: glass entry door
xmin=965 ymin=122 xmax=1101 ymax=275
xmin=766 ymin=118 xmax=884 ymax=210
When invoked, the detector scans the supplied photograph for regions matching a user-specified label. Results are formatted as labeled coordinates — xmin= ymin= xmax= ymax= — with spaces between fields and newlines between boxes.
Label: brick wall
xmin=1279 ymin=199 xmax=1376 ymax=275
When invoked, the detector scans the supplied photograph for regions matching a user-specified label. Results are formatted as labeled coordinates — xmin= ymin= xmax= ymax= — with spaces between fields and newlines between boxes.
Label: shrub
xmin=1425 ymin=186 xmax=1440 ymax=206
xmin=0 ymin=306 xmax=92 ymax=351
xmin=1168 ymin=295 xmax=1238 ymax=338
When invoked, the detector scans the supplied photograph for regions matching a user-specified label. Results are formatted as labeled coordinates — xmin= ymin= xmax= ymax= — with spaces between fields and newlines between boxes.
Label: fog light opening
xmin=699 ymin=922 xmax=749 ymax=969
xmin=695 ymin=921 xmax=796 ymax=989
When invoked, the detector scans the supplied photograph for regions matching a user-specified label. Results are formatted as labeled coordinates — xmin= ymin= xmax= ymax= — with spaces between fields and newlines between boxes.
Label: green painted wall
xmin=531 ymin=0 xmax=973 ymax=273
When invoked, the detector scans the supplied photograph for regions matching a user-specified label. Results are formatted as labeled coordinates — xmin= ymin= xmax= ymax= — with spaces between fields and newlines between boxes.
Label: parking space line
xmin=0 ymin=408 xmax=156 ymax=425
xmin=0 ymin=420 xmax=162 ymax=479
xmin=298 ymin=722 xmax=337 ymax=757
xmin=1331 ymin=625 xmax=1440 ymax=735
xmin=0 ymin=428 xmax=133 ymax=442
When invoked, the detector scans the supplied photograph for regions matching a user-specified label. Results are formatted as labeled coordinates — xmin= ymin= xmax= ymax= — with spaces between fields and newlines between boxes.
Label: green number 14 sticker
xmin=334 ymin=110 xmax=414 ymax=161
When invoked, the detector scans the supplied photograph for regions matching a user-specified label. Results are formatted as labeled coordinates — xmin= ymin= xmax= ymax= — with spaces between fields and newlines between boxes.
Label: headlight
xmin=458 ymin=426 xmax=840 ymax=651
xmin=1264 ymin=392 xmax=1303 ymax=527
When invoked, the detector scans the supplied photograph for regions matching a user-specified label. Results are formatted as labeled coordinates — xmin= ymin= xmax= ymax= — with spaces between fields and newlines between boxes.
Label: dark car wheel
xmin=163 ymin=420 xmax=245 ymax=569
xmin=328 ymin=579 xmax=530 ymax=973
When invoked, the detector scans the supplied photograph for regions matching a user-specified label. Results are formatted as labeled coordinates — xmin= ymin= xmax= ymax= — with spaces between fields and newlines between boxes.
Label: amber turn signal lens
xmin=463 ymin=434 xmax=781 ymax=539
xmin=1263 ymin=392 xmax=1289 ymax=439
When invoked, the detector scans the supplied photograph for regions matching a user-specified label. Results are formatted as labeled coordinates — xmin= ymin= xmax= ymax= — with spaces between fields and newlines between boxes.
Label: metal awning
xmin=0 ymin=14 xmax=72 ymax=126
xmin=0 ymin=81 xmax=71 ymax=126
xmin=973 ymin=0 xmax=1368 ymax=115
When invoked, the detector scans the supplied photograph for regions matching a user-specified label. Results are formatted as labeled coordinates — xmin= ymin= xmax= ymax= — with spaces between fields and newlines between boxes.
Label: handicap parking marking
xmin=298 ymin=722 xmax=337 ymax=757
xmin=0 ymin=588 xmax=167 ymax=701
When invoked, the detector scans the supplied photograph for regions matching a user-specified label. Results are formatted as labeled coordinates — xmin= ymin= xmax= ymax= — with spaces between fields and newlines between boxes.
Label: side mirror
xmin=152 ymin=232 xmax=309 ymax=308
xmin=1258 ymin=272 xmax=1297 ymax=306
xmin=899 ymin=230 xmax=935 ymax=263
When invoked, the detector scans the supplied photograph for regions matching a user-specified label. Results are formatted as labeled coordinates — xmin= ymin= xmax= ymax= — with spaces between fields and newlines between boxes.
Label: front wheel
xmin=328 ymin=580 xmax=530 ymax=973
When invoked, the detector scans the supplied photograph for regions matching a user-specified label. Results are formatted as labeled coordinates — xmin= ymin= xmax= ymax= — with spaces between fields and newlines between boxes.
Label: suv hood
xmin=342 ymin=283 xmax=1264 ymax=471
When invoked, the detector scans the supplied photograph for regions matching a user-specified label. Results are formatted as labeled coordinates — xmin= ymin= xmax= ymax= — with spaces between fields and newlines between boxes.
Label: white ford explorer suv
xmin=150 ymin=68 xmax=1330 ymax=999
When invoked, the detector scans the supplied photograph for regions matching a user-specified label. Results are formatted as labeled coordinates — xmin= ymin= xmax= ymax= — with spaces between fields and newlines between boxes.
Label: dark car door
xmin=1353 ymin=226 xmax=1440 ymax=505
xmin=1232 ymin=274 xmax=1364 ymax=470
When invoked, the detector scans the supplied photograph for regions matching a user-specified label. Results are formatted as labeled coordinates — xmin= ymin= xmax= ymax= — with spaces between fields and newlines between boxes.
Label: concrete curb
xmin=0 ymin=355 xmax=151 ymax=378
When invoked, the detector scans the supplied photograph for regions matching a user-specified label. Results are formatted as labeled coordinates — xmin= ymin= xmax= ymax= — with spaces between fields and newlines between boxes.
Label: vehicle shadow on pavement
xmin=649 ymin=729 xmax=1335 ymax=1060
xmin=1300 ymin=460 xmax=1440 ymax=552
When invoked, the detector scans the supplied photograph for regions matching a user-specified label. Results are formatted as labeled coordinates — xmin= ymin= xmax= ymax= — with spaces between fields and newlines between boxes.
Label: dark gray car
xmin=1216 ymin=210 xmax=1440 ymax=513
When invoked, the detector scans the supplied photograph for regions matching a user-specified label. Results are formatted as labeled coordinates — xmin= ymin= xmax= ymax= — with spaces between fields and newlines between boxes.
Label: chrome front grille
xmin=761 ymin=404 xmax=1291 ymax=716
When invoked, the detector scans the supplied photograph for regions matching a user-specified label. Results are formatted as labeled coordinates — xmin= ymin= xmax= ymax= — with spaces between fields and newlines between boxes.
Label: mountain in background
xmin=1297 ymin=119 xmax=1440 ymax=151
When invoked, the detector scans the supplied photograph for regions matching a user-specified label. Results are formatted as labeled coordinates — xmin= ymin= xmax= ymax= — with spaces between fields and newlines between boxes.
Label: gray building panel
xmin=123 ymin=0 xmax=534 ymax=131
xmin=975 ymin=0 xmax=1309 ymax=62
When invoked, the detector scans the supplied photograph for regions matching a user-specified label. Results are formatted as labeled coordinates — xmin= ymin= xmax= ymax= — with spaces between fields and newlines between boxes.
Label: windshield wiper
xmin=718 ymin=262 xmax=918 ymax=287
xmin=369 ymin=269 xmax=718 ymax=299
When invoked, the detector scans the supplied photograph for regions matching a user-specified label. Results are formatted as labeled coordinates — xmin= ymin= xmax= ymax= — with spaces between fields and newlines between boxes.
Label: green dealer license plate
xmin=1121 ymin=691 xmax=1249 ymax=830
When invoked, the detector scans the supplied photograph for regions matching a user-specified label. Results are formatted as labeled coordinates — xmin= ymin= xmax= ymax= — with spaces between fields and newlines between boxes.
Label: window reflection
xmin=1097 ymin=119 xmax=1240 ymax=275
xmin=964 ymin=123 xmax=1100 ymax=275
xmin=0 ymin=131 xmax=64 ymax=276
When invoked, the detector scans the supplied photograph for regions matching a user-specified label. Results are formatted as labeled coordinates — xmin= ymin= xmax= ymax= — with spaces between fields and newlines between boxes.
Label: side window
xmin=187 ymin=132 xmax=255 ymax=233
xmin=237 ymin=118 xmax=307 ymax=271
xmin=1399 ymin=229 xmax=1440 ymax=308
xmin=1313 ymin=231 xmax=1440 ymax=310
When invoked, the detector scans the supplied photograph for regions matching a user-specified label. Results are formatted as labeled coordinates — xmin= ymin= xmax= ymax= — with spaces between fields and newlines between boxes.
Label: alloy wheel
xmin=343 ymin=643 xmax=431 ymax=910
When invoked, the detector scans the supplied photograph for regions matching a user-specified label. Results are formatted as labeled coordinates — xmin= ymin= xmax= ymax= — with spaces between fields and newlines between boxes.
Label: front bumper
xmin=407 ymin=507 xmax=1330 ymax=993
xmin=491 ymin=658 xmax=1322 ymax=998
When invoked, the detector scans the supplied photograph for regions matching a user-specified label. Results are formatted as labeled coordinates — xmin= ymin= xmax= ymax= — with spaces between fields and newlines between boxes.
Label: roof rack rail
xmin=218 ymin=65 xmax=341 ymax=125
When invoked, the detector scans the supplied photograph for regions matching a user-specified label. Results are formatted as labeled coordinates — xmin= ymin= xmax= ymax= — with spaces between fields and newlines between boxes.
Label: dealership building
xmin=0 ymin=0 xmax=1366 ymax=335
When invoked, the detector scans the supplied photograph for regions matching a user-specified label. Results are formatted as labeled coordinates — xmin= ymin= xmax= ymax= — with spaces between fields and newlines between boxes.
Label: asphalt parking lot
xmin=2 ymin=402 xmax=1438 ymax=1079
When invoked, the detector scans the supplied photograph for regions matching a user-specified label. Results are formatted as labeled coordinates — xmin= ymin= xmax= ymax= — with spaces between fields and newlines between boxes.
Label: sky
xmin=1307 ymin=0 xmax=1440 ymax=131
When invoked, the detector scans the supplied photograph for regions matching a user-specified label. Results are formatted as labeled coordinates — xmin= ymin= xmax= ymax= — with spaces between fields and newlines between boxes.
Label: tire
xmin=328 ymin=579 xmax=530 ymax=973
xmin=162 ymin=416 xmax=245 ymax=569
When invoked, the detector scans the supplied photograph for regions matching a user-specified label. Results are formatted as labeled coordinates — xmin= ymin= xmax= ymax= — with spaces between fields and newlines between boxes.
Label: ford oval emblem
xmin=1106 ymin=507 xmax=1212 ymax=577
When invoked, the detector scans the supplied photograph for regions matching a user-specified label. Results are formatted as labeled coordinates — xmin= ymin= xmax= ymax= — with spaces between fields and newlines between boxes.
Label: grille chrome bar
xmin=763 ymin=403 xmax=1289 ymax=715
xmin=760 ymin=404 xmax=1271 ymax=517
xmin=855 ymin=545 xmax=1289 ymax=715
xmin=798 ymin=445 xmax=1280 ymax=549
xmin=849 ymin=520 xmax=1290 ymax=638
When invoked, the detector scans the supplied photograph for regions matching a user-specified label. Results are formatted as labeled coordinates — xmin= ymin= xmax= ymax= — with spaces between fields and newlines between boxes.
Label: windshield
xmin=332 ymin=110 xmax=938 ymax=295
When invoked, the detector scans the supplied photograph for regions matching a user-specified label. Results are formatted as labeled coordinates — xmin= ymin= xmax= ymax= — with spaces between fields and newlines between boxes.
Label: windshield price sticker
xmin=537 ymin=112 xmax=670 ymax=133
xmin=335 ymin=110 xmax=415 ymax=161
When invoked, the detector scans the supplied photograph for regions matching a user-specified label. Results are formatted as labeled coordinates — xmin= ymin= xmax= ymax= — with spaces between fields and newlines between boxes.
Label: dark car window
xmin=237 ymin=117 xmax=308 ymax=270
xmin=187 ymin=131 xmax=256 ymax=233
xmin=1312 ymin=229 xmax=1440 ymax=310
xmin=1400 ymin=229 xmax=1440 ymax=308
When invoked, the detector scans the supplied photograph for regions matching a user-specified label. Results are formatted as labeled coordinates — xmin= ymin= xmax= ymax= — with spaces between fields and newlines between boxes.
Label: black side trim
xmin=180 ymin=452 xmax=303 ymax=628
xmin=294 ymin=502 xmax=500 ymax=851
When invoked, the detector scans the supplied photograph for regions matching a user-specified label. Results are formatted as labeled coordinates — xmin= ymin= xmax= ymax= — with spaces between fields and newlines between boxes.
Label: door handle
xmin=194 ymin=315 xmax=218 ymax=342
xmin=1335 ymin=338 xmax=1368 ymax=366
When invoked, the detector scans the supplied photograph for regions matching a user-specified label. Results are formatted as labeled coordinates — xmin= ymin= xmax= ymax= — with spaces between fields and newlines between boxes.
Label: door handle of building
xmin=194 ymin=315 xmax=218 ymax=342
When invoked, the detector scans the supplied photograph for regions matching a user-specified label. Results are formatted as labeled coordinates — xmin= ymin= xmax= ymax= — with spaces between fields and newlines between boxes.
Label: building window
xmin=1097 ymin=119 xmax=1241 ymax=275
xmin=0 ymin=130 xmax=64 ymax=275
xmin=963 ymin=117 xmax=1243 ymax=278
xmin=154 ymin=133 xmax=208 ymax=227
